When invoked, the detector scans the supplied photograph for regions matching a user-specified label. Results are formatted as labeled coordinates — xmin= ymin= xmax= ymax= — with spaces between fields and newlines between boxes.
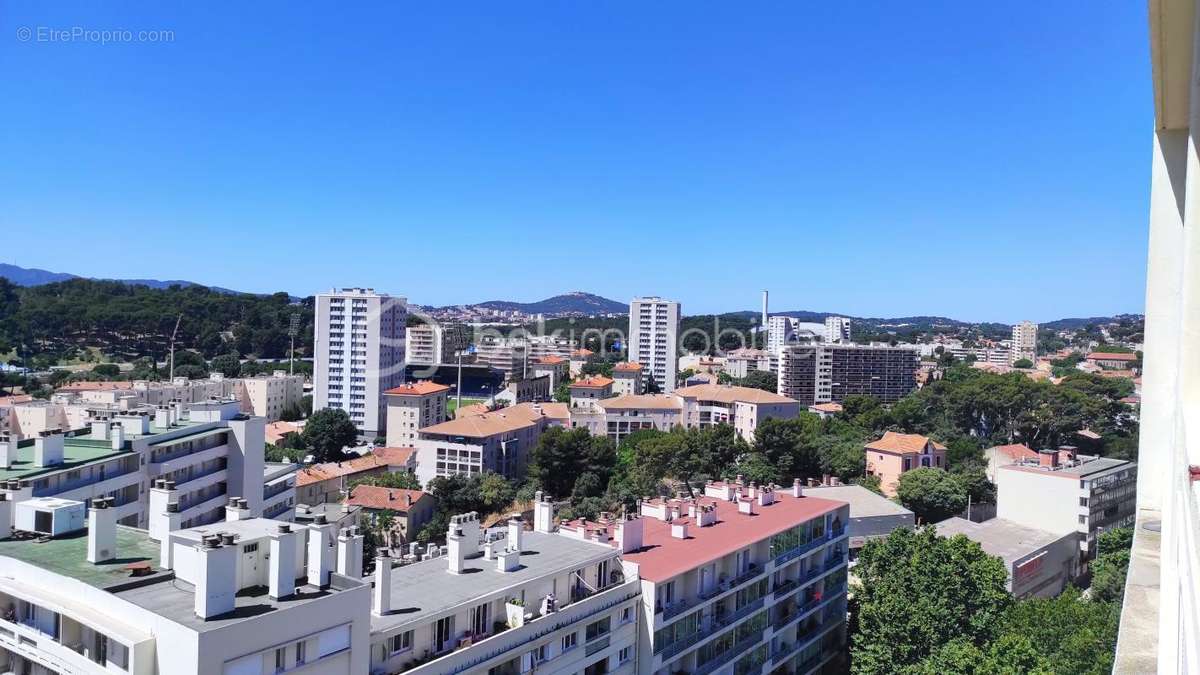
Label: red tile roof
xmin=532 ymin=356 xmax=567 ymax=365
xmin=56 ymin=381 xmax=134 ymax=393
xmin=865 ymin=431 xmax=947 ymax=455
xmin=384 ymin=381 xmax=451 ymax=396
xmin=346 ymin=484 xmax=430 ymax=512
xmin=613 ymin=362 xmax=643 ymax=372
xmin=571 ymin=376 xmax=614 ymax=389
xmin=620 ymin=492 xmax=846 ymax=582
xmin=809 ymin=403 xmax=843 ymax=413
xmin=296 ymin=454 xmax=387 ymax=486
xmin=571 ymin=349 xmax=595 ymax=358
xmin=372 ymin=446 xmax=416 ymax=467
xmin=675 ymin=383 xmax=796 ymax=405
xmin=989 ymin=443 xmax=1037 ymax=461
xmin=1086 ymin=352 xmax=1137 ymax=362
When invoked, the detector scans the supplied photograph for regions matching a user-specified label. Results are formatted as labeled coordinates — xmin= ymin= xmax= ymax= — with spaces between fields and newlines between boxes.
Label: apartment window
xmin=621 ymin=607 xmax=633 ymax=624
xmin=562 ymin=632 xmax=578 ymax=652
xmin=295 ymin=640 xmax=306 ymax=665
xmin=275 ymin=647 xmax=286 ymax=673
xmin=389 ymin=630 xmax=413 ymax=654
xmin=1080 ymin=497 xmax=1090 ymax=507
xmin=619 ymin=646 xmax=632 ymax=664
xmin=1079 ymin=514 xmax=1088 ymax=525
xmin=585 ymin=617 xmax=611 ymax=641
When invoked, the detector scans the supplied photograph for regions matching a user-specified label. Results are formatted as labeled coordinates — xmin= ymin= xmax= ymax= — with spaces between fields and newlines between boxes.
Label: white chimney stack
xmin=269 ymin=523 xmax=298 ymax=599
xmin=738 ymin=498 xmax=755 ymax=516
xmin=194 ymin=537 xmax=238 ymax=619
xmin=158 ymin=502 xmax=181 ymax=569
xmin=671 ymin=521 xmax=689 ymax=540
xmin=506 ymin=514 xmax=524 ymax=553
xmin=373 ymin=549 xmax=392 ymax=615
xmin=534 ymin=491 xmax=555 ymax=533
xmin=110 ymin=424 xmax=125 ymax=451
xmin=34 ymin=430 xmax=64 ymax=468
xmin=0 ymin=494 xmax=10 ymax=539
xmin=225 ymin=497 xmax=250 ymax=522
xmin=154 ymin=406 xmax=171 ymax=429
xmin=792 ymin=478 xmax=804 ymax=498
xmin=89 ymin=420 xmax=110 ymax=439
xmin=616 ymin=512 xmax=643 ymax=553
xmin=0 ymin=437 xmax=16 ymax=470
xmin=336 ymin=527 xmax=364 ymax=578
xmin=87 ymin=497 xmax=118 ymax=563
xmin=447 ymin=521 xmax=466 ymax=574
xmin=307 ymin=517 xmax=336 ymax=587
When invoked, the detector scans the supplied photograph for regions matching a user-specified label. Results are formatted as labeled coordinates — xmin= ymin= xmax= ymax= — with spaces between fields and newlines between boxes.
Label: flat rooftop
xmin=0 ymin=525 xmax=165 ymax=589
xmin=999 ymin=455 xmax=1133 ymax=480
xmin=620 ymin=491 xmax=847 ymax=583
xmin=0 ymin=421 xmax=216 ymax=481
xmin=934 ymin=517 xmax=1071 ymax=567
xmin=372 ymin=529 xmax=615 ymax=633
xmin=805 ymin=485 xmax=913 ymax=519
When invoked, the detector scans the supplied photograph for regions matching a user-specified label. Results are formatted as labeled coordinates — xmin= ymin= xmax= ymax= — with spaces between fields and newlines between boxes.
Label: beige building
xmin=674 ymin=383 xmax=800 ymax=442
xmin=346 ymin=485 xmax=436 ymax=545
xmin=530 ymin=356 xmax=569 ymax=389
xmin=568 ymin=348 xmax=594 ymax=377
xmin=294 ymin=453 xmax=393 ymax=506
xmin=1010 ymin=321 xmax=1038 ymax=365
xmin=611 ymin=362 xmax=645 ymax=396
xmin=384 ymin=381 xmax=450 ymax=446
xmin=573 ymin=394 xmax=682 ymax=444
xmin=413 ymin=403 xmax=556 ymax=484
xmin=569 ymin=376 xmax=614 ymax=411
xmin=723 ymin=348 xmax=777 ymax=378
xmin=238 ymin=370 xmax=305 ymax=421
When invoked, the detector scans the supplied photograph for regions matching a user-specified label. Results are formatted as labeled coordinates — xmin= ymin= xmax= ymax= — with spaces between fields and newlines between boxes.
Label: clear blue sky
xmin=1 ymin=2 xmax=1150 ymax=322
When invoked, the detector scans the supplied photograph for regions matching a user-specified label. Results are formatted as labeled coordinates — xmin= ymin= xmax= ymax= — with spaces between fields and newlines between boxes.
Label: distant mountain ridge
xmin=433 ymin=291 xmax=628 ymax=315
xmin=0 ymin=263 xmax=266 ymax=297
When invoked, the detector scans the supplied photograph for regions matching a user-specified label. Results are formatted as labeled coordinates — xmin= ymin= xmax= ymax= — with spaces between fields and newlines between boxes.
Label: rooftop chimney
xmin=90 ymin=420 xmax=110 ymax=439
xmin=616 ymin=512 xmax=643 ymax=553
xmin=87 ymin=497 xmax=117 ymax=564
xmin=697 ymin=503 xmax=718 ymax=527
xmin=110 ymin=423 xmax=125 ymax=451
xmin=0 ymin=494 xmax=10 ymax=540
xmin=446 ymin=522 xmax=466 ymax=574
xmin=158 ymin=502 xmax=181 ymax=569
xmin=336 ymin=527 xmax=364 ymax=579
xmin=533 ymin=491 xmax=555 ymax=533
xmin=307 ymin=520 xmax=336 ymax=587
xmin=373 ymin=549 xmax=392 ymax=615
xmin=1038 ymin=449 xmax=1060 ymax=468
xmin=738 ymin=498 xmax=756 ymax=516
xmin=34 ymin=430 xmax=64 ymax=468
xmin=154 ymin=406 xmax=171 ymax=429
xmin=225 ymin=497 xmax=250 ymax=522
xmin=671 ymin=520 xmax=689 ymax=540
xmin=792 ymin=478 xmax=804 ymax=498
xmin=506 ymin=514 xmax=524 ymax=553
xmin=269 ymin=523 xmax=298 ymax=599
xmin=194 ymin=538 xmax=237 ymax=619
xmin=0 ymin=437 xmax=16 ymax=470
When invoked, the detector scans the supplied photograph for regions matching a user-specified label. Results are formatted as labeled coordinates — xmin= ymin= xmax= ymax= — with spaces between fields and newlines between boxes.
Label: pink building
xmin=864 ymin=431 xmax=947 ymax=497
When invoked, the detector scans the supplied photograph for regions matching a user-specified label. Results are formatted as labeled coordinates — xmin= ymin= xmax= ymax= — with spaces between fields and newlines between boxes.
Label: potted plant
xmin=505 ymin=598 xmax=526 ymax=628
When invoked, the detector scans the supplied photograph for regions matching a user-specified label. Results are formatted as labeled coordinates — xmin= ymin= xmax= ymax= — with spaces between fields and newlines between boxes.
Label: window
xmin=295 ymin=641 xmax=306 ymax=665
xmin=562 ymin=632 xmax=578 ymax=652
xmin=585 ymin=617 xmax=611 ymax=641
xmin=621 ymin=607 xmax=633 ymax=624
xmin=243 ymin=543 xmax=258 ymax=554
xmin=389 ymin=631 xmax=413 ymax=654
xmin=619 ymin=646 xmax=632 ymax=664
xmin=1079 ymin=514 xmax=1088 ymax=525
xmin=274 ymin=647 xmax=286 ymax=673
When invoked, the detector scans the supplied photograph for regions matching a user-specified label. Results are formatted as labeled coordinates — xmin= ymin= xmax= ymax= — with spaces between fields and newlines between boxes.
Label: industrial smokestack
xmin=761 ymin=290 xmax=769 ymax=329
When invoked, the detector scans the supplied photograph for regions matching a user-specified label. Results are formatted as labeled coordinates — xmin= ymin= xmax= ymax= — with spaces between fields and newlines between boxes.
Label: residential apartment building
xmin=412 ymin=403 xmax=555 ymax=485
xmin=370 ymin=511 xmax=640 ymax=675
xmin=996 ymin=449 xmax=1137 ymax=561
xmin=406 ymin=323 xmax=465 ymax=366
xmin=628 ymin=297 xmax=681 ymax=394
xmin=766 ymin=317 xmax=824 ymax=355
xmin=0 ymin=511 xmax=371 ymax=674
xmin=612 ymin=362 xmax=645 ymax=396
xmin=384 ymin=381 xmax=450 ymax=446
xmin=723 ymin=349 xmax=776 ymax=379
xmin=1085 ymin=351 xmax=1139 ymax=370
xmin=475 ymin=336 xmax=578 ymax=382
xmin=346 ymin=485 xmax=435 ymax=545
xmin=1010 ymin=320 xmax=1038 ymax=365
xmin=777 ymin=344 xmax=918 ymax=406
xmin=236 ymin=371 xmax=305 ymax=422
xmin=531 ymin=356 xmax=570 ymax=390
xmin=863 ymin=432 xmax=947 ymax=498
xmin=0 ymin=399 xmax=290 ymax=530
xmin=558 ymin=479 xmax=849 ymax=675
xmin=572 ymin=394 xmax=683 ymax=445
xmin=674 ymin=384 xmax=800 ymax=443
xmin=294 ymin=453 xmax=393 ymax=506
xmin=824 ymin=317 xmax=851 ymax=344
xmin=804 ymin=483 xmax=914 ymax=556
xmin=569 ymin=376 xmax=615 ymax=412
xmin=935 ymin=517 xmax=1079 ymax=599
xmin=314 ymin=288 xmax=408 ymax=437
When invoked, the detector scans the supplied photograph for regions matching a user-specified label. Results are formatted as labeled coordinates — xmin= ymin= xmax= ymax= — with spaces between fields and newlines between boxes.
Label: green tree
xmin=1012 ymin=358 xmax=1034 ymax=369
xmin=851 ymin=527 xmax=1011 ymax=675
xmin=209 ymin=353 xmax=242 ymax=377
xmin=301 ymin=408 xmax=358 ymax=462
xmin=737 ymin=369 xmax=777 ymax=393
xmin=993 ymin=587 xmax=1118 ymax=674
xmin=91 ymin=363 xmax=120 ymax=378
xmin=352 ymin=472 xmax=422 ymax=491
xmin=896 ymin=468 xmax=968 ymax=524
xmin=527 ymin=427 xmax=616 ymax=499
xmin=731 ymin=452 xmax=780 ymax=486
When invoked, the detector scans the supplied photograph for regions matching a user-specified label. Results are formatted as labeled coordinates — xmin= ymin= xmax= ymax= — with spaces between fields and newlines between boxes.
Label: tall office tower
xmin=778 ymin=343 xmax=918 ymax=405
xmin=629 ymin=296 xmax=681 ymax=393
xmin=1011 ymin=320 xmax=1038 ymax=365
xmin=825 ymin=316 xmax=852 ymax=344
xmin=314 ymin=288 xmax=407 ymax=437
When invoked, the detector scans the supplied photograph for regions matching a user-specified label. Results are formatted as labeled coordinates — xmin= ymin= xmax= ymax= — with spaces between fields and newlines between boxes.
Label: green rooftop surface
xmin=0 ymin=440 xmax=130 ymax=482
xmin=0 ymin=525 xmax=162 ymax=588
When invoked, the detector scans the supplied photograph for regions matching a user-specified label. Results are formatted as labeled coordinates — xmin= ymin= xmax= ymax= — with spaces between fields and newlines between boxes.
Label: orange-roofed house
xmin=568 ymin=348 xmax=594 ymax=377
xmin=295 ymin=453 xmax=391 ymax=505
xmin=864 ymin=431 xmax=947 ymax=497
xmin=611 ymin=362 xmax=645 ymax=396
xmin=346 ymin=484 xmax=435 ymax=545
xmin=413 ymin=402 xmax=556 ymax=484
xmin=568 ymin=376 xmax=614 ymax=412
xmin=384 ymin=381 xmax=450 ymax=446
xmin=674 ymin=383 xmax=800 ymax=442
xmin=530 ymin=355 xmax=570 ymax=389
xmin=1086 ymin=352 xmax=1139 ymax=370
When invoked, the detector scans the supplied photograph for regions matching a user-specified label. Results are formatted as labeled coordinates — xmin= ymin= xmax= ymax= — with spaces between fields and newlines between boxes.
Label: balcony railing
xmin=694 ymin=628 xmax=764 ymax=675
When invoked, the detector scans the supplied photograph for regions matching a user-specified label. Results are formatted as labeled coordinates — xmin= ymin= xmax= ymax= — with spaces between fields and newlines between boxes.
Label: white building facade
xmin=628 ymin=297 xmax=681 ymax=394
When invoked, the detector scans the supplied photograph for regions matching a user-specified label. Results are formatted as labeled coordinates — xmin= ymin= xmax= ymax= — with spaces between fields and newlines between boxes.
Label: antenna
xmin=168 ymin=314 xmax=183 ymax=380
